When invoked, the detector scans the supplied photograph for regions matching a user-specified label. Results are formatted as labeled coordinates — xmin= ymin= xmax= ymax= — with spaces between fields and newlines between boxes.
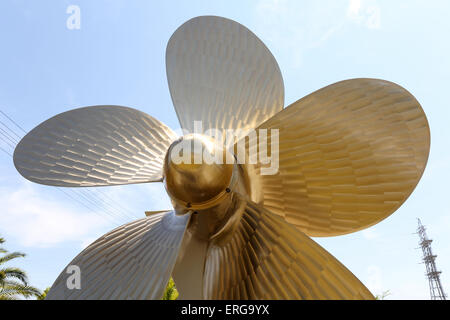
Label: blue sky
xmin=0 ymin=0 xmax=449 ymax=299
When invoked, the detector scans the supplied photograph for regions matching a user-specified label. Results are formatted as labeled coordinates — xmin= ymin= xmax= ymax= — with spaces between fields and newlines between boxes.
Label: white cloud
xmin=0 ymin=183 xmax=113 ymax=248
xmin=348 ymin=0 xmax=362 ymax=18
xmin=362 ymin=228 xmax=380 ymax=240
xmin=252 ymin=0 xmax=381 ymax=69
xmin=253 ymin=0 xmax=347 ymax=68
xmin=347 ymin=0 xmax=381 ymax=29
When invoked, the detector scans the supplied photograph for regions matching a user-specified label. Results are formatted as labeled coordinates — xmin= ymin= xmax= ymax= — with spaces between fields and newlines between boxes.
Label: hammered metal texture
xmin=247 ymin=79 xmax=430 ymax=237
xmin=46 ymin=211 xmax=190 ymax=300
xmin=14 ymin=106 xmax=178 ymax=187
xmin=203 ymin=199 xmax=374 ymax=299
xmin=166 ymin=16 xmax=284 ymax=136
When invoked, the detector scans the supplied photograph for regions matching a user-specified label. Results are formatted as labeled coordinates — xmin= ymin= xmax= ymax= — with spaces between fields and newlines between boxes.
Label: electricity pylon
xmin=417 ymin=219 xmax=447 ymax=300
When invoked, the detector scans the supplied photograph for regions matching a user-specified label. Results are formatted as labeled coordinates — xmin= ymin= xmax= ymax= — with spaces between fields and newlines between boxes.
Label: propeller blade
xmin=171 ymin=225 xmax=209 ymax=300
xmin=14 ymin=106 xmax=177 ymax=187
xmin=166 ymin=16 xmax=284 ymax=137
xmin=46 ymin=211 xmax=190 ymax=300
xmin=246 ymin=79 xmax=430 ymax=237
xmin=203 ymin=199 xmax=374 ymax=300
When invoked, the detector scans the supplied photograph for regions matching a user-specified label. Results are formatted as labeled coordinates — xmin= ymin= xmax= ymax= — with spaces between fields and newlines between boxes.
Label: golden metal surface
xmin=166 ymin=16 xmax=284 ymax=138
xmin=163 ymin=134 xmax=234 ymax=209
xmin=13 ymin=16 xmax=430 ymax=301
xmin=46 ymin=211 xmax=190 ymax=300
xmin=14 ymin=105 xmax=177 ymax=187
xmin=168 ymin=157 xmax=374 ymax=300
xmin=172 ymin=162 xmax=250 ymax=299
xmin=203 ymin=197 xmax=374 ymax=299
xmin=172 ymin=226 xmax=209 ymax=299
xmin=145 ymin=210 xmax=171 ymax=217
xmin=244 ymin=79 xmax=430 ymax=237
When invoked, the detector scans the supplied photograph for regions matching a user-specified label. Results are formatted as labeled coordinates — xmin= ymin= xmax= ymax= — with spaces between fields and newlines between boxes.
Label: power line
xmin=0 ymin=109 xmax=136 ymax=225
xmin=0 ymin=110 xmax=28 ymax=134
xmin=84 ymin=188 xmax=138 ymax=220
xmin=56 ymin=188 xmax=121 ymax=225
xmin=77 ymin=188 xmax=132 ymax=221
xmin=0 ymin=119 xmax=23 ymax=140
xmin=0 ymin=126 xmax=19 ymax=144
xmin=0 ymin=139 xmax=124 ymax=225
xmin=0 ymin=145 xmax=13 ymax=157
xmin=94 ymin=187 xmax=139 ymax=219
xmin=0 ymin=134 xmax=16 ymax=149
xmin=0 ymin=108 xmax=133 ymax=222
xmin=69 ymin=188 xmax=125 ymax=224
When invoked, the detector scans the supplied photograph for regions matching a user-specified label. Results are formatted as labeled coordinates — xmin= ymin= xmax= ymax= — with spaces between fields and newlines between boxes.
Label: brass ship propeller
xmin=13 ymin=16 xmax=430 ymax=300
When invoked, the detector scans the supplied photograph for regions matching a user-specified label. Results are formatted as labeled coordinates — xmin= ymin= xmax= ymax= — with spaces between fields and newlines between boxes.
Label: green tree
xmin=37 ymin=287 xmax=50 ymax=300
xmin=0 ymin=236 xmax=42 ymax=300
xmin=162 ymin=278 xmax=179 ymax=300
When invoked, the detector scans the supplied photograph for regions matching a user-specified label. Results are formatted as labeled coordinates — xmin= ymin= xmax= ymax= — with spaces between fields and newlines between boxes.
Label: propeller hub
xmin=163 ymin=134 xmax=234 ymax=209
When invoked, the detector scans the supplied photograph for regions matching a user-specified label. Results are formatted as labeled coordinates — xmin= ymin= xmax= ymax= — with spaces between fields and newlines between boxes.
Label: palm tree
xmin=0 ymin=236 xmax=42 ymax=300
xmin=162 ymin=278 xmax=179 ymax=300
xmin=37 ymin=287 xmax=50 ymax=300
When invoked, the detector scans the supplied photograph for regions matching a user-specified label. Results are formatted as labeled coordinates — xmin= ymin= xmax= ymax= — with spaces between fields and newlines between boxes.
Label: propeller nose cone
xmin=163 ymin=134 xmax=234 ymax=208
